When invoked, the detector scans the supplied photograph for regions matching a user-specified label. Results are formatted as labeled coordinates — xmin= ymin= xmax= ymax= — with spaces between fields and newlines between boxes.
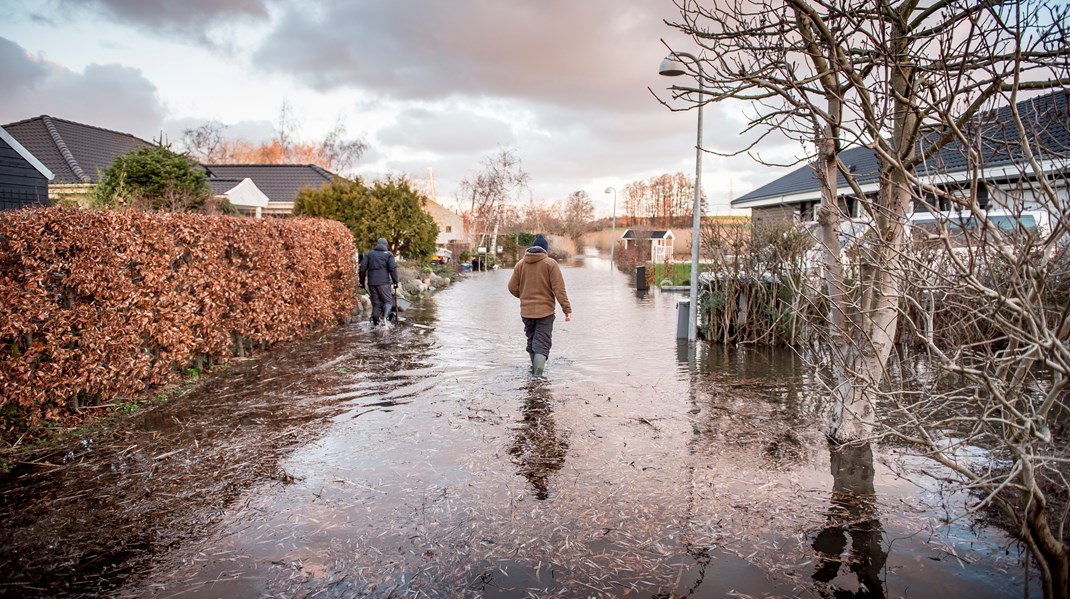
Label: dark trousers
xmin=369 ymin=284 xmax=393 ymax=321
xmin=523 ymin=314 xmax=556 ymax=357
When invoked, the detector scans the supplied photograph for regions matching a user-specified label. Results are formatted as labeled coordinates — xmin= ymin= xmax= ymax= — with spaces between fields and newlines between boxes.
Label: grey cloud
xmin=0 ymin=37 xmax=48 ymax=87
xmin=28 ymin=13 xmax=58 ymax=26
xmin=58 ymin=0 xmax=270 ymax=45
xmin=376 ymin=107 xmax=515 ymax=154
xmin=0 ymin=36 xmax=165 ymax=138
xmin=253 ymin=1 xmax=682 ymax=113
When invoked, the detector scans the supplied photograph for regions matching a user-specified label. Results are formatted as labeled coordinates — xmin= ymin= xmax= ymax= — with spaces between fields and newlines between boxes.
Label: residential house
xmin=731 ymin=89 xmax=1070 ymax=225
xmin=423 ymin=198 xmax=466 ymax=262
xmin=2 ymin=115 xmax=153 ymax=204
xmin=203 ymin=164 xmax=338 ymax=216
xmin=0 ymin=126 xmax=53 ymax=211
xmin=621 ymin=229 xmax=675 ymax=262
xmin=2 ymin=115 xmax=271 ymax=215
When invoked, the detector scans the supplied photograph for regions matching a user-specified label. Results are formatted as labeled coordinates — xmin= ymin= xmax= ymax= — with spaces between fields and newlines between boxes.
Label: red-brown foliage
xmin=0 ymin=208 xmax=358 ymax=437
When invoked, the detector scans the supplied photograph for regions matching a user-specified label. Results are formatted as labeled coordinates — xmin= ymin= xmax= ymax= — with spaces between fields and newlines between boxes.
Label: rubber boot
xmin=527 ymin=352 xmax=535 ymax=373
xmin=532 ymin=354 xmax=547 ymax=377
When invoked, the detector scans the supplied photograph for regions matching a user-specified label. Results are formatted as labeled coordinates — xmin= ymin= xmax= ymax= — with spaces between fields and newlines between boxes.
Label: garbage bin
xmin=635 ymin=265 xmax=648 ymax=290
xmin=676 ymin=298 xmax=690 ymax=339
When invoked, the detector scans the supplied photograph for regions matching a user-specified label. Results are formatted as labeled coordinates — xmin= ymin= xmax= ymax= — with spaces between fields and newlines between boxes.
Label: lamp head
xmin=604 ymin=187 xmax=614 ymax=194
xmin=659 ymin=55 xmax=687 ymax=77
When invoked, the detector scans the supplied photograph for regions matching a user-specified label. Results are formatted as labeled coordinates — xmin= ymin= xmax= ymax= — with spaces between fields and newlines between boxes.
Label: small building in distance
xmin=621 ymin=229 xmax=675 ymax=263
xmin=423 ymin=198 xmax=467 ymax=262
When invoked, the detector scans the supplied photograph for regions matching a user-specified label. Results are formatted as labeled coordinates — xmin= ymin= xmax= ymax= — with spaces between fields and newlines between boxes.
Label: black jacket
xmin=359 ymin=240 xmax=398 ymax=287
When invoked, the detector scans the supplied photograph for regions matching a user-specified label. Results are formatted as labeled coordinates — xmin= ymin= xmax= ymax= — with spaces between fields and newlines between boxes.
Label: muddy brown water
xmin=1 ymin=250 xmax=1037 ymax=598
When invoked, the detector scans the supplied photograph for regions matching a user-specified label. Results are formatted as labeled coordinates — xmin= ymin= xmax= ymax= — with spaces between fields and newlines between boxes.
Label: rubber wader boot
xmin=532 ymin=354 xmax=547 ymax=377
xmin=528 ymin=352 xmax=535 ymax=373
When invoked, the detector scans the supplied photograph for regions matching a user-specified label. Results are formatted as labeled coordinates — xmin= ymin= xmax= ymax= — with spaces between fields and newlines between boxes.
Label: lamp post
xmin=659 ymin=51 xmax=704 ymax=342
xmin=603 ymin=187 xmax=617 ymax=266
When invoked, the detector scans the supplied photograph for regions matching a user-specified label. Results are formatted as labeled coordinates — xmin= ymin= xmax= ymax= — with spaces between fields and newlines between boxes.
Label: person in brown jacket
xmin=508 ymin=234 xmax=572 ymax=376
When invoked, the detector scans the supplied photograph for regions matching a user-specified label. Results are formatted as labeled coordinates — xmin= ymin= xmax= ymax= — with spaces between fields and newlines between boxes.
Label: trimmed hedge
xmin=0 ymin=208 xmax=358 ymax=436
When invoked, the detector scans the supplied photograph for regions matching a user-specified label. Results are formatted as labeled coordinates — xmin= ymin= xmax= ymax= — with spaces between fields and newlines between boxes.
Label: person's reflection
xmin=508 ymin=380 xmax=569 ymax=500
xmin=812 ymin=442 xmax=888 ymax=598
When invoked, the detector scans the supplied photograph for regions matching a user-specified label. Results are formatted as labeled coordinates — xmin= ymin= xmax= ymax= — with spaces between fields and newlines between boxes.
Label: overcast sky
xmin=0 ymin=0 xmax=801 ymax=216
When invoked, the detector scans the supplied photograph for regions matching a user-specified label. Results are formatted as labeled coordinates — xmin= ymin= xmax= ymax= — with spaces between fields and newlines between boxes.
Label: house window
xmin=445 ymin=226 xmax=452 ymax=233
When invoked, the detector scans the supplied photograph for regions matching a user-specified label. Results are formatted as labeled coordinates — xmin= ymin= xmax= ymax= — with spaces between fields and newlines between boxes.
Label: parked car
xmin=431 ymin=248 xmax=453 ymax=264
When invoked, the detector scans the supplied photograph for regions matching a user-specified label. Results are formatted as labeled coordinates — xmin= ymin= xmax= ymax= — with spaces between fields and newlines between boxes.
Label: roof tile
xmin=1 ymin=115 xmax=154 ymax=184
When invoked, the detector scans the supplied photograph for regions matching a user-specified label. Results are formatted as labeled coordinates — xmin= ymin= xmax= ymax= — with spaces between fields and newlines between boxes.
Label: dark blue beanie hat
xmin=533 ymin=234 xmax=549 ymax=251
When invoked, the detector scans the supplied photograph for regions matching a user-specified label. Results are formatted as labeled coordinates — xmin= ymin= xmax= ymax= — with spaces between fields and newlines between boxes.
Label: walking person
xmin=359 ymin=237 xmax=399 ymax=326
xmin=508 ymin=234 xmax=572 ymax=376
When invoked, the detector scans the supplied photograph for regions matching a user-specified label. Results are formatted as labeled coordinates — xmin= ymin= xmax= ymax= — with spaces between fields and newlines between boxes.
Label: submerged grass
xmin=0 ymin=365 xmax=227 ymax=474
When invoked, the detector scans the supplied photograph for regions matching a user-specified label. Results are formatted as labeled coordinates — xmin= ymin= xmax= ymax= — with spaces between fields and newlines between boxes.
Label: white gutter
xmin=0 ymin=127 xmax=55 ymax=181
xmin=733 ymin=158 xmax=1069 ymax=209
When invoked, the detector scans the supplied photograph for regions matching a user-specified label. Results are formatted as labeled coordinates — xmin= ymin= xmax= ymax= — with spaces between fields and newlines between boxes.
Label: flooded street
xmin=1 ymin=251 xmax=1035 ymax=598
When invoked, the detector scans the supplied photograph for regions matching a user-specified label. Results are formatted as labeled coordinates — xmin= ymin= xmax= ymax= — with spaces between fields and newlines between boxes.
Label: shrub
xmin=0 ymin=208 xmax=358 ymax=440
xmin=91 ymin=145 xmax=211 ymax=212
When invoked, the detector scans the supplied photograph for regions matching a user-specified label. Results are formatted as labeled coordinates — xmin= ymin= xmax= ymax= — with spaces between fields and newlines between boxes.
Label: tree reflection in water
xmin=508 ymin=380 xmax=569 ymax=500
xmin=812 ymin=442 xmax=889 ymax=598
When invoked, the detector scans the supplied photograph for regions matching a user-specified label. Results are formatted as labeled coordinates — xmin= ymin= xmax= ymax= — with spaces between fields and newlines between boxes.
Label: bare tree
xmin=562 ymin=190 xmax=595 ymax=241
xmin=620 ymin=173 xmax=699 ymax=225
xmin=663 ymin=0 xmax=1070 ymax=594
xmin=457 ymin=148 xmax=530 ymax=255
xmin=180 ymin=121 xmax=228 ymax=164
xmin=662 ymin=0 xmax=1068 ymax=436
xmin=514 ymin=195 xmax=563 ymax=235
xmin=886 ymin=91 xmax=1070 ymax=598
xmin=317 ymin=117 xmax=367 ymax=173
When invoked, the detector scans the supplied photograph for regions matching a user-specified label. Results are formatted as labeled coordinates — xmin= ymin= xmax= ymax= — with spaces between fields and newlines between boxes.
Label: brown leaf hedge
xmin=0 ymin=208 xmax=358 ymax=438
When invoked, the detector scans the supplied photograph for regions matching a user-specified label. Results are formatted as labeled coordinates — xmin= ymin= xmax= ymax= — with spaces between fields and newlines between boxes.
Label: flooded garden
xmin=0 ymin=250 xmax=1038 ymax=597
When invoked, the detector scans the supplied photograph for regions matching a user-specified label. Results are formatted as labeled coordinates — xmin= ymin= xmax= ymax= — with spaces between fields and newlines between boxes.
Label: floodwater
xmin=1 ymin=251 xmax=1037 ymax=597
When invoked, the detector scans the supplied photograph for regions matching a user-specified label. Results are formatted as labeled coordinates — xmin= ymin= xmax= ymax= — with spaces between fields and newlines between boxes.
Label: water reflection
xmin=508 ymin=380 xmax=569 ymax=500
xmin=812 ymin=442 xmax=888 ymax=598
xmin=93 ymin=253 xmax=1034 ymax=598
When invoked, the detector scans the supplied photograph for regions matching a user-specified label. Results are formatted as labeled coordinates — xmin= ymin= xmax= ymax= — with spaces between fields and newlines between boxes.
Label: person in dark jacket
xmin=508 ymin=234 xmax=571 ymax=376
xmin=359 ymin=238 xmax=399 ymax=325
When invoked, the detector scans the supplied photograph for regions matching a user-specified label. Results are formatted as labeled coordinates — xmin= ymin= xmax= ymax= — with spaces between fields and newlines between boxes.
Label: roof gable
xmin=0 ymin=127 xmax=54 ymax=180
xmin=1 ymin=115 xmax=153 ymax=184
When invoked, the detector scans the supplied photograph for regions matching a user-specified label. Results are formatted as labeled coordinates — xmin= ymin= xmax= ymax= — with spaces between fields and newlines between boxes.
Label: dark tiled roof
xmin=208 ymin=177 xmax=245 ymax=195
xmin=622 ymin=229 xmax=672 ymax=239
xmin=1 ymin=115 xmax=154 ymax=184
xmin=203 ymin=164 xmax=337 ymax=202
xmin=925 ymin=89 xmax=1070 ymax=175
xmin=734 ymin=146 xmax=879 ymax=204
xmin=733 ymin=89 xmax=1070 ymax=206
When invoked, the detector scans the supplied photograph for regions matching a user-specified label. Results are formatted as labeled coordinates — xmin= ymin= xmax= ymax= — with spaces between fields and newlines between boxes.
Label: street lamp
xmin=603 ymin=187 xmax=617 ymax=266
xmin=659 ymin=51 xmax=704 ymax=342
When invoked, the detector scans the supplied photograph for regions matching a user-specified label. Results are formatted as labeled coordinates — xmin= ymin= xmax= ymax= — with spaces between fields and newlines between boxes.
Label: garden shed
xmin=620 ymin=229 xmax=675 ymax=263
